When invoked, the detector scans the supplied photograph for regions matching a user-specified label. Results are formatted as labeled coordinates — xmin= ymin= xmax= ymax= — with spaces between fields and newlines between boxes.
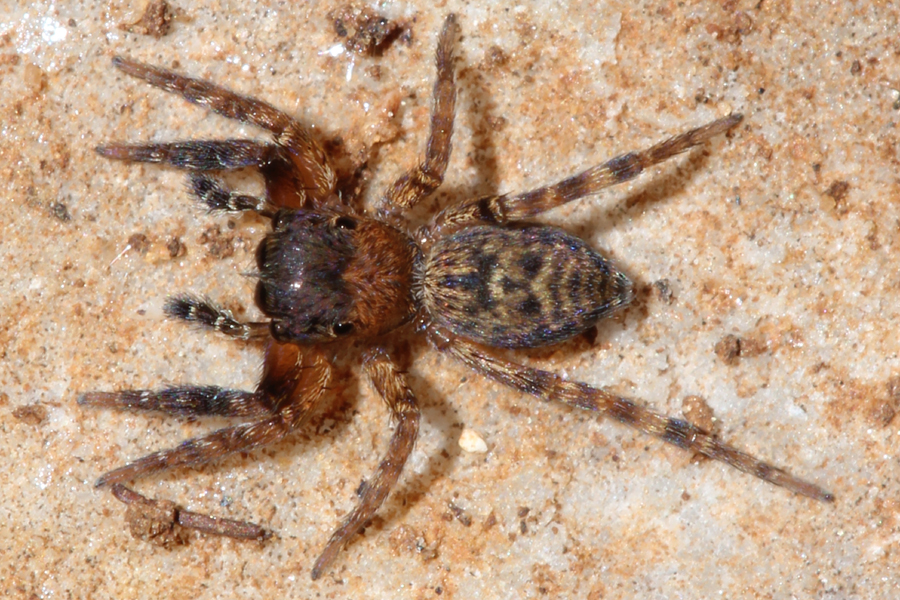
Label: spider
xmin=80 ymin=14 xmax=833 ymax=580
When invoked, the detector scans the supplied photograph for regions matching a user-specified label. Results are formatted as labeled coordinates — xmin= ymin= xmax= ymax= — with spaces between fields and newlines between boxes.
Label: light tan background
xmin=2 ymin=1 xmax=898 ymax=598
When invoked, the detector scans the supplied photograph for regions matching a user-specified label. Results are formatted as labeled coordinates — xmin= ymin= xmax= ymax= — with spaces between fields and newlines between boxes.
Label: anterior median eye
xmin=332 ymin=322 xmax=355 ymax=335
xmin=333 ymin=216 xmax=357 ymax=230
xmin=270 ymin=320 xmax=289 ymax=340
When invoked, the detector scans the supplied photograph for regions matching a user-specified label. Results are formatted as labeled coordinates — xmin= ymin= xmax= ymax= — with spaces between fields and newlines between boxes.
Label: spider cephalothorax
xmin=256 ymin=208 xmax=420 ymax=343
xmin=81 ymin=14 xmax=831 ymax=581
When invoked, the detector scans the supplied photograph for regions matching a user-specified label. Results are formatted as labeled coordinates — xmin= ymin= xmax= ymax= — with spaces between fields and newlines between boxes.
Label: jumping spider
xmin=81 ymin=14 xmax=833 ymax=580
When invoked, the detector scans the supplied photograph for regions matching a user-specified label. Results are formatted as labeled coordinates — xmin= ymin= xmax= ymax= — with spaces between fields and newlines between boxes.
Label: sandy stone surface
xmin=2 ymin=1 xmax=898 ymax=598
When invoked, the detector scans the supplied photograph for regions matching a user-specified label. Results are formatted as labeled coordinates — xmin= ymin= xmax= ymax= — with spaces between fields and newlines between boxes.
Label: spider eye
xmin=270 ymin=320 xmax=289 ymax=341
xmin=332 ymin=322 xmax=355 ymax=336
xmin=333 ymin=216 xmax=357 ymax=230
xmin=270 ymin=209 xmax=292 ymax=231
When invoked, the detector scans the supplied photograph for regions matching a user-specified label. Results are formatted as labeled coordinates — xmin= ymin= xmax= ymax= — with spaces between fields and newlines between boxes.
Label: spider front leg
xmin=187 ymin=173 xmax=274 ymax=216
xmin=382 ymin=14 xmax=458 ymax=212
xmin=163 ymin=294 xmax=269 ymax=340
xmin=432 ymin=113 xmax=744 ymax=230
xmin=105 ymin=57 xmax=336 ymax=200
xmin=97 ymin=138 xmax=286 ymax=172
xmin=428 ymin=326 xmax=834 ymax=503
xmin=311 ymin=349 xmax=420 ymax=580
xmin=80 ymin=342 xmax=332 ymax=537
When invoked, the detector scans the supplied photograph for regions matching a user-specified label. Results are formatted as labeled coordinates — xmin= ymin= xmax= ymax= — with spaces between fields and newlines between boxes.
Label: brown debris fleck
xmin=331 ymin=6 xmax=408 ymax=56
xmin=872 ymin=376 xmax=900 ymax=426
xmin=388 ymin=525 xmax=438 ymax=561
xmin=12 ymin=404 xmax=48 ymax=426
xmin=124 ymin=496 xmax=189 ymax=548
xmin=715 ymin=334 xmax=741 ymax=366
xmin=199 ymin=224 xmax=235 ymax=258
xmin=706 ymin=11 xmax=754 ymax=45
xmin=49 ymin=201 xmax=71 ymax=222
xmin=714 ymin=334 xmax=764 ymax=366
xmin=481 ymin=511 xmax=498 ymax=531
xmin=448 ymin=502 xmax=472 ymax=527
xmin=652 ymin=279 xmax=674 ymax=304
xmin=127 ymin=232 xmax=151 ymax=256
xmin=825 ymin=180 xmax=851 ymax=213
xmin=122 ymin=0 xmax=175 ymax=39
xmin=482 ymin=46 xmax=509 ymax=71
xmin=682 ymin=395 xmax=716 ymax=433
xmin=166 ymin=236 xmax=186 ymax=258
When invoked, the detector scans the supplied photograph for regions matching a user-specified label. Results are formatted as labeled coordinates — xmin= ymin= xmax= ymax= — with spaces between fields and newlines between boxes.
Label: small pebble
xmin=459 ymin=428 xmax=488 ymax=453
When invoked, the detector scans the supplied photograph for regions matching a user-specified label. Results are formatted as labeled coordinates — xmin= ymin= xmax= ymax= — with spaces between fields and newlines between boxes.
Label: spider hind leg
xmin=429 ymin=326 xmax=834 ymax=503
xmin=434 ymin=113 xmax=744 ymax=228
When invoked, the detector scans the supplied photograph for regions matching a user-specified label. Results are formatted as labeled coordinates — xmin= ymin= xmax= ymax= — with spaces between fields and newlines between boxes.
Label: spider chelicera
xmin=80 ymin=14 xmax=832 ymax=580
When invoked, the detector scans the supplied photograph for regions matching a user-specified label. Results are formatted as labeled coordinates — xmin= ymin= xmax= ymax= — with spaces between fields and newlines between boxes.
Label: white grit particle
xmin=459 ymin=428 xmax=488 ymax=453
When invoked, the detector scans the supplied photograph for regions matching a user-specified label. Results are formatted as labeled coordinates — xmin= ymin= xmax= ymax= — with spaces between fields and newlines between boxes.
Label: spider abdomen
xmin=423 ymin=225 xmax=633 ymax=349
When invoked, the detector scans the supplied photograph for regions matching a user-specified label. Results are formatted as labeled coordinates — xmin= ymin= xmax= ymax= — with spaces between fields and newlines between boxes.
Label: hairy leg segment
xmin=428 ymin=326 xmax=834 ymax=502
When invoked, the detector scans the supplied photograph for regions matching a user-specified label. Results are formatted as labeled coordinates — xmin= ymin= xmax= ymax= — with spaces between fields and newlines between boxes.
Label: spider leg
xmin=311 ymin=349 xmax=420 ymax=580
xmin=163 ymin=294 xmax=269 ymax=340
xmin=382 ymin=14 xmax=458 ymax=212
xmin=83 ymin=343 xmax=332 ymax=538
xmin=428 ymin=326 xmax=834 ymax=503
xmin=91 ymin=342 xmax=329 ymax=485
xmin=108 ymin=56 xmax=336 ymax=202
xmin=96 ymin=139 xmax=285 ymax=171
xmin=433 ymin=114 xmax=743 ymax=229
xmin=79 ymin=386 xmax=273 ymax=419
xmin=93 ymin=417 xmax=292 ymax=486
xmin=188 ymin=173 xmax=274 ymax=216
xmin=96 ymin=140 xmax=301 ymax=214
xmin=78 ymin=300 xmax=271 ymax=416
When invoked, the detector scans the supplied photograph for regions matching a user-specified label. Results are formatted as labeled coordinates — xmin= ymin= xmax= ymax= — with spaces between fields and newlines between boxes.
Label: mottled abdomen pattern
xmin=423 ymin=225 xmax=633 ymax=348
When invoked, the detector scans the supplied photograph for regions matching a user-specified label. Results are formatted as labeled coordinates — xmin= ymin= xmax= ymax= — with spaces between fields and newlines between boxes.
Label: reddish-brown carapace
xmin=80 ymin=13 xmax=832 ymax=581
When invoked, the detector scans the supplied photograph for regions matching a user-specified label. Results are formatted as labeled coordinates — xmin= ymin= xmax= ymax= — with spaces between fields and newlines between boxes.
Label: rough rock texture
xmin=2 ymin=1 xmax=898 ymax=598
